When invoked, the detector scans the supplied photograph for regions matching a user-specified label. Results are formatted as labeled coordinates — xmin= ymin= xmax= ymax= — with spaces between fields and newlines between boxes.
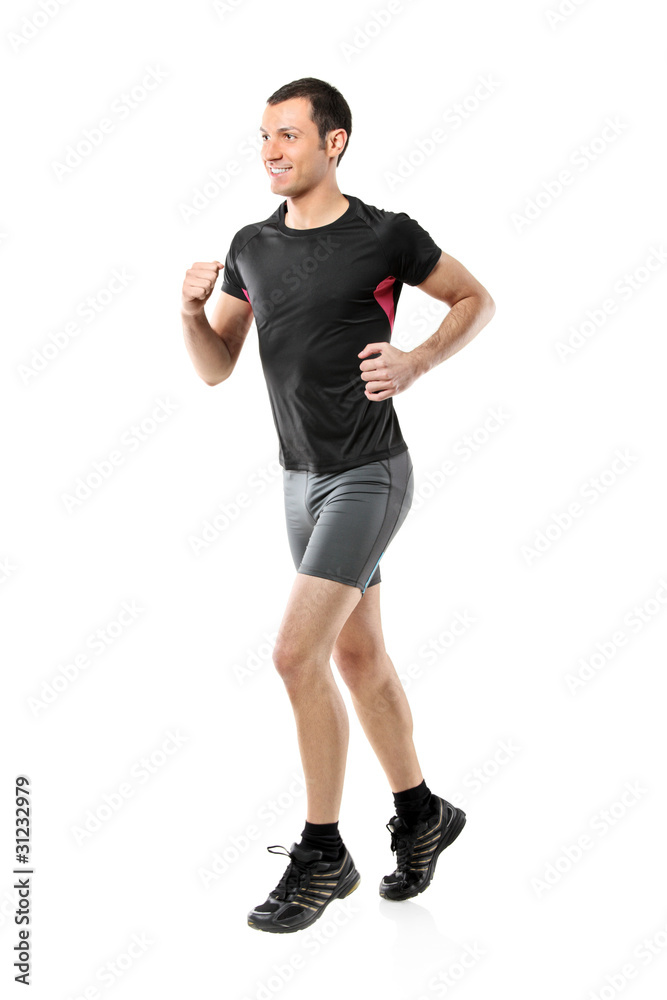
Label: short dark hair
xmin=266 ymin=77 xmax=352 ymax=167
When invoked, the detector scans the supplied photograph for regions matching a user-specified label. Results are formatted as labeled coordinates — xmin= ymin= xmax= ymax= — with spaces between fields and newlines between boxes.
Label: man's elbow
xmin=479 ymin=291 xmax=496 ymax=322
xmin=202 ymin=372 xmax=228 ymax=387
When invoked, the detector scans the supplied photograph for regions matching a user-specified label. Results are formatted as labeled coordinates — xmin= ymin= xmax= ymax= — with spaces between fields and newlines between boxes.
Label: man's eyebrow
xmin=258 ymin=125 xmax=304 ymax=134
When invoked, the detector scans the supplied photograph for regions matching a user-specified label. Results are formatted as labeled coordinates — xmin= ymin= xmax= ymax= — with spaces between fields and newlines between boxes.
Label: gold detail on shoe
xmin=415 ymin=832 xmax=441 ymax=849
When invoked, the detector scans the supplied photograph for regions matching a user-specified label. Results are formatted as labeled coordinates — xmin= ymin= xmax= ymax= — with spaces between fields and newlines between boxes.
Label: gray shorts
xmin=282 ymin=449 xmax=414 ymax=595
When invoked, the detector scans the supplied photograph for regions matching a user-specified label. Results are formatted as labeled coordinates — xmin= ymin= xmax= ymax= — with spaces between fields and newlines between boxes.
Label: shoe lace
xmin=266 ymin=845 xmax=314 ymax=900
xmin=386 ymin=821 xmax=419 ymax=873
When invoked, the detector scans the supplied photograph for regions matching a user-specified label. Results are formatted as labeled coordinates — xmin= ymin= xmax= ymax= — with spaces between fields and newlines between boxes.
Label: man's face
xmin=259 ymin=97 xmax=342 ymax=194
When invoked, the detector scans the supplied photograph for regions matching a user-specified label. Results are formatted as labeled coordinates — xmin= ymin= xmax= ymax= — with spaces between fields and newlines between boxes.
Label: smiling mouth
xmin=268 ymin=165 xmax=292 ymax=175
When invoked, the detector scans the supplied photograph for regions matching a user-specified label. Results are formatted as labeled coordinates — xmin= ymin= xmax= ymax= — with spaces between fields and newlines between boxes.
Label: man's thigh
xmin=332 ymin=580 xmax=385 ymax=666
xmin=274 ymin=571 xmax=362 ymax=665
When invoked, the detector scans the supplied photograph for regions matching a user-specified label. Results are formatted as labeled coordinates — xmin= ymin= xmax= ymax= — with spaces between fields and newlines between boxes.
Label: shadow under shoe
xmin=379 ymin=795 xmax=466 ymax=901
xmin=248 ymin=841 xmax=361 ymax=933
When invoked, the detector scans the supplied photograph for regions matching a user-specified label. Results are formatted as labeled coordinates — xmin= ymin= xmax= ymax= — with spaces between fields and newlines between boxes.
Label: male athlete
xmin=181 ymin=78 xmax=495 ymax=934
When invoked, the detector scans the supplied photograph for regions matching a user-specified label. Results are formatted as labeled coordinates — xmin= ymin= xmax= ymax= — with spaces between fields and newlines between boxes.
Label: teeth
xmin=270 ymin=167 xmax=290 ymax=173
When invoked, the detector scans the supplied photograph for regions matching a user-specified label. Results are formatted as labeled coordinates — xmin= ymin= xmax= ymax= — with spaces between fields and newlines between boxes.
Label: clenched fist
xmin=181 ymin=260 xmax=224 ymax=315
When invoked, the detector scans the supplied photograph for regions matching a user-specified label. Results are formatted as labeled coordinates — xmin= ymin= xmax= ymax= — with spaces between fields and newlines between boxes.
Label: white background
xmin=2 ymin=0 xmax=666 ymax=997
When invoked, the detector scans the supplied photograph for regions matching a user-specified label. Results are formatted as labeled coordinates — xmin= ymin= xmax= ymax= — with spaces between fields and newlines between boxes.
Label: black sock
xmin=393 ymin=779 xmax=434 ymax=827
xmin=297 ymin=820 xmax=344 ymax=861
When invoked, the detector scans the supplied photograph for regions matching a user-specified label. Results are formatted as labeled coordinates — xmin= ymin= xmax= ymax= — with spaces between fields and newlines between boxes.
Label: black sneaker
xmin=247 ymin=841 xmax=361 ymax=933
xmin=379 ymin=794 xmax=466 ymax=901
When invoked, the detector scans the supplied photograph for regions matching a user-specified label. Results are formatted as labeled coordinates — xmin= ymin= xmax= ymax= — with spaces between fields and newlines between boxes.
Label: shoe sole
xmin=248 ymin=865 xmax=361 ymax=934
xmin=379 ymin=803 xmax=466 ymax=902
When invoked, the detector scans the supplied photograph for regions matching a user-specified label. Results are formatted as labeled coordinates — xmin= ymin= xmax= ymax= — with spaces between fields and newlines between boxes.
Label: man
xmin=181 ymin=77 xmax=495 ymax=934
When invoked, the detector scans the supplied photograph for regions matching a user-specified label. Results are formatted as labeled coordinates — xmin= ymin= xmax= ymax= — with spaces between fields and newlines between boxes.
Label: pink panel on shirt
xmin=242 ymin=288 xmax=250 ymax=303
xmin=373 ymin=275 xmax=396 ymax=332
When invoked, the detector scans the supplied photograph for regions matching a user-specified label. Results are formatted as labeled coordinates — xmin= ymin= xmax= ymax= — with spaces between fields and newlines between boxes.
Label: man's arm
xmin=181 ymin=260 xmax=254 ymax=386
xmin=409 ymin=251 xmax=495 ymax=376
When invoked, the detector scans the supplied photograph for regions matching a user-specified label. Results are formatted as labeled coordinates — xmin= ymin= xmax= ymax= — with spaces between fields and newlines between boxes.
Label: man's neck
xmin=284 ymin=189 xmax=349 ymax=230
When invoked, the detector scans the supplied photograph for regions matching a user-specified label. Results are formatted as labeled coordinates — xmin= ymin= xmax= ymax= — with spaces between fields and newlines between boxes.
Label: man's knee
xmin=272 ymin=641 xmax=298 ymax=680
xmin=272 ymin=640 xmax=323 ymax=684
xmin=334 ymin=644 xmax=388 ymax=690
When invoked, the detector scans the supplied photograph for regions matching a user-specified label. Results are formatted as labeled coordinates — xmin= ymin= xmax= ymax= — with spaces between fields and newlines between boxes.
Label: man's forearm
xmin=181 ymin=306 xmax=233 ymax=385
xmin=409 ymin=294 xmax=495 ymax=376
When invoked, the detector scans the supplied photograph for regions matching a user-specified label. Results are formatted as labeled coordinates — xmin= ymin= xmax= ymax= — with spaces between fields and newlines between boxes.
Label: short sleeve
xmin=219 ymin=243 xmax=248 ymax=302
xmin=385 ymin=214 xmax=442 ymax=286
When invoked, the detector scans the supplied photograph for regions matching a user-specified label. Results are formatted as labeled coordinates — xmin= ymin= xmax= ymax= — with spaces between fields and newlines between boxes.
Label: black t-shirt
xmin=220 ymin=192 xmax=442 ymax=472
